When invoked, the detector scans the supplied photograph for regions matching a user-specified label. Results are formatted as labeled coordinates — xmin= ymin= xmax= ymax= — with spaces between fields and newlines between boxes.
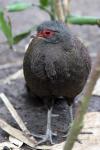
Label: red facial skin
xmin=37 ymin=29 xmax=55 ymax=38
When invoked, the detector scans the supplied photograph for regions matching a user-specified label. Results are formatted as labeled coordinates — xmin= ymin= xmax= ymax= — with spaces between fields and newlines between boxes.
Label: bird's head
xmin=36 ymin=21 xmax=71 ymax=44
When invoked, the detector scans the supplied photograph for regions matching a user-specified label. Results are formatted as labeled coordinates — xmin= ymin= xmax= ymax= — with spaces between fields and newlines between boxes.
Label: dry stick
xmin=55 ymin=0 xmax=65 ymax=22
xmin=0 ymin=93 xmax=52 ymax=149
xmin=64 ymin=52 xmax=100 ymax=150
xmin=0 ymin=69 xmax=23 ymax=84
xmin=0 ymin=93 xmax=30 ymax=135
xmin=0 ymin=118 xmax=36 ymax=148
xmin=0 ymin=61 xmax=22 ymax=70
xmin=0 ymin=142 xmax=20 ymax=149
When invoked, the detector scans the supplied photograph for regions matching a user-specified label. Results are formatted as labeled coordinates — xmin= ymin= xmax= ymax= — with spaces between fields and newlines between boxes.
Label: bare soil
xmin=0 ymin=0 xmax=100 ymax=149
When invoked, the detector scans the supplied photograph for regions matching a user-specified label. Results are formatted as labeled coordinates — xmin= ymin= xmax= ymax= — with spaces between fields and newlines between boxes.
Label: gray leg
xmin=66 ymin=105 xmax=73 ymax=132
xmin=63 ymin=105 xmax=74 ymax=137
xmin=69 ymin=105 xmax=74 ymax=122
xmin=33 ymin=107 xmax=57 ymax=145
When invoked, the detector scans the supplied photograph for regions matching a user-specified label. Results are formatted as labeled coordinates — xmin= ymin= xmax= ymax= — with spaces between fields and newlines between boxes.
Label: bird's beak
xmin=37 ymin=36 xmax=45 ymax=40
xmin=36 ymin=32 xmax=45 ymax=39
xmin=30 ymin=33 xmax=45 ymax=40
xmin=30 ymin=33 xmax=37 ymax=39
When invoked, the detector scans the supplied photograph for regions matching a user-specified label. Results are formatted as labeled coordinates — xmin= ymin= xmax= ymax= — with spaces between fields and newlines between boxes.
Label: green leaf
xmin=0 ymin=8 xmax=13 ymax=47
xmin=13 ymin=25 xmax=36 ymax=44
xmin=13 ymin=25 xmax=37 ymax=44
xmin=40 ymin=0 xmax=48 ymax=7
xmin=6 ymin=2 xmax=32 ymax=12
xmin=13 ymin=30 xmax=31 ymax=44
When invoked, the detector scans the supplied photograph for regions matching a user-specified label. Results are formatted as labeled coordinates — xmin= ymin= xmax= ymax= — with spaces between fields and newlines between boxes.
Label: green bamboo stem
xmin=66 ymin=15 xmax=100 ymax=25
xmin=64 ymin=52 xmax=100 ymax=150
xmin=50 ymin=0 xmax=56 ymax=20
xmin=32 ymin=4 xmax=55 ymax=20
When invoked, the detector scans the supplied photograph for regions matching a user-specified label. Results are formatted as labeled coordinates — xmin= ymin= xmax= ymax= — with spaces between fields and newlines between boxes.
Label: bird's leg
xmin=63 ymin=104 xmax=82 ymax=143
xmin=63 ymin=103 xmax=92 ymax=143
xmin=66 ymin=105 xmax=82 ymax=143
xmin=63 ymin=104 xmax=74 ymax=136
xmin=33 ymin=106 xmax=57 ymax=145
xmin=69 ymin=105 xmax=74 ymax=122
xmin=41 ymin=107 xmax=57 ymax=144
xmin=66 ymin=105 xmax=74 ymax=131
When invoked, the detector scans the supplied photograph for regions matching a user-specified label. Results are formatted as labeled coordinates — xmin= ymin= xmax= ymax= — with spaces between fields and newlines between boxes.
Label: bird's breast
xmin=23 ymin=38 xmax=90 ymax=97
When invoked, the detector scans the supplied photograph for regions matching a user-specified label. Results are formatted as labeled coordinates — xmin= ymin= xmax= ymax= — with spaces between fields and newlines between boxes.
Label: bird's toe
xmin=33 ymin=129 xmax=57 ymax=145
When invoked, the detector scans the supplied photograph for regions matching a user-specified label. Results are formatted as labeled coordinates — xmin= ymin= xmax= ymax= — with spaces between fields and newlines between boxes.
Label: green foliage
xmin=0 ymin=1 xmax=55 ymax=47
xmin=13 ymin=30 xmax=31 ymax=44
xmin=6 ymin=2 xmax=33 ymax=12
xmin=0 ymin=1 xmax=100 ymax=48
xmin=40 ymin=0 xmax=49 ymax=7
xmin=0 ymin=8 xmax=13 ymax=47
xmin=66 ymin=15 xmax=100 ymax=26
xmin=0 ymin=3 xmax=36 ymax=47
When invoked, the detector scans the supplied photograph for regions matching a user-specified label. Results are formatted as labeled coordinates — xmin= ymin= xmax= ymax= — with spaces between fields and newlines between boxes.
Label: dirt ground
xmin=0 ymin=0 xmax=100 ymax=149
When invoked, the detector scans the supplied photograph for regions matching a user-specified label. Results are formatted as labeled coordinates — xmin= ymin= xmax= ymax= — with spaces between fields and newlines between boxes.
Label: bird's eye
xmin=43 ymin=30 xmax=54 ymax=38
xmin=44 ymin=31 xmax=51 ymax=35
xmin=37 ymin=29 xmax=55 ymax=38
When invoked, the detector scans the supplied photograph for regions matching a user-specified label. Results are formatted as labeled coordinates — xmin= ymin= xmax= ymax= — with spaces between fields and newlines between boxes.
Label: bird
xmin=23 ymin=21 xmax=91 ymax=145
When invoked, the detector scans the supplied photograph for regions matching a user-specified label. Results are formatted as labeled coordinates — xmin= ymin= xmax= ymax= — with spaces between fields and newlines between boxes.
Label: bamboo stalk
xmin=55 ymin=0 xmax=65 ymax=21
xmin=62 ymin=0 xmax=71 ymax=16
xmin=32 ymin=4 xmax=55 ymax=20
xmin=66 ymin=15 xmax=100 ymax=25
xmin=64 ymin=52 xmax=100 ymax=150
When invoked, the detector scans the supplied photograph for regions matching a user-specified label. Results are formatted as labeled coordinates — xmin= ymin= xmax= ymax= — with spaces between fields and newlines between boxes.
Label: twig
xmin=9 ymin=136 xmax=23 ymax=148
xmin=0 ymin=118 xmax=36 ymax=148
xmin=0 ymin=61 xmax=22 ymax=70
xmin=0 ymin=141 xmax=21 ymax=149
xmin=0 ymin=93 xmax=30 ymax=134
xmin=64 ymin=52 xmax=100 ymax=150
xmin=55 ymin=0 xmax=65 ymax=21
xmin=32 ymin=4 xmax=55 ymax=20
xmin=0 ymin=69 xmax=23 ymax=84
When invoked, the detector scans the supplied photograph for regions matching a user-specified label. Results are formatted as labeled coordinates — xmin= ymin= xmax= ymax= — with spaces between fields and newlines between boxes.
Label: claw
xmin=33 ymin=129 xmax=57 ymax=145
xmin=52 ymin=114 xmax=59 ymax=117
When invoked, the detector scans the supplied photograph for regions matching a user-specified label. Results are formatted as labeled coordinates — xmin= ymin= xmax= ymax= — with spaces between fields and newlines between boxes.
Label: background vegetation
xmin=0 ymin=0 xmax=100 ymax=48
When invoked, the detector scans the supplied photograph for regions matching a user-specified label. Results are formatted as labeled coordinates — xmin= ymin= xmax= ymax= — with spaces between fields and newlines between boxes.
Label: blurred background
xmin=0 ymin=0 xmax=100 ymax=56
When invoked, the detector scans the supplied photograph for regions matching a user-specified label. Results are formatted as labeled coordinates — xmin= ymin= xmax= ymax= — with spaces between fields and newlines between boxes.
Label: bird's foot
xmin=62 ymin=122 xmax=72 ymax=137
xmin=62 ymin=123 xmax=82 ymax=143
xmin=52 ymin=114 xmax=59 ymax=117
xmin=33 ymin=129 xmax=57 ymax=145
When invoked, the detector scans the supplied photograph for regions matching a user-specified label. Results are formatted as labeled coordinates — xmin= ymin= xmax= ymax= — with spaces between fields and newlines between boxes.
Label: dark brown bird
xmin=23 ymin=21 xmax=91 ymax=144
